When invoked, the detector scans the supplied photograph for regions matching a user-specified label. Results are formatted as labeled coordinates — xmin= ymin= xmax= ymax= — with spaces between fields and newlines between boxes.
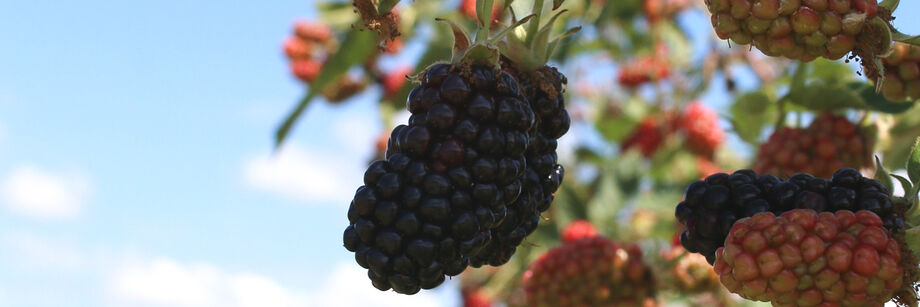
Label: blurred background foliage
xmin=278 ymin=0 xmax=920 ymax=305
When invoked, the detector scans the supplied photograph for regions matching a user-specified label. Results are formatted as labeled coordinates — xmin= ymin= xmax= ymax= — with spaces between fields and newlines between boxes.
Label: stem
xmin=475 ymin=0 xmax=495 ymax=42
xmin=525 ymin=0 xmax=545 ymax=47
xmin=774 ymin=94 xmax=789 ymax=131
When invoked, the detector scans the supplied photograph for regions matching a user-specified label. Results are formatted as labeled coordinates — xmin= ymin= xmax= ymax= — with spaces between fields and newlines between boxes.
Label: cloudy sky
xmin=0 ymin=1 xmax=918 ymax=306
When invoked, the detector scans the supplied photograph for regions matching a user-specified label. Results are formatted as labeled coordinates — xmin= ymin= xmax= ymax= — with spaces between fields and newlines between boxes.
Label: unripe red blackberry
xmin=622 ymin=116 xmax=667 ymax=157
xmin=471 ymin=65 xmax=569 ymax=267
xmin=345 ymin=62 xmax=534 ymax=294
xmin=294 ymin=20 xmax=333 ymax=42
xmin=705 ymin=0 xmax=883 ymax=61
xmin=562 ymin=219 xmax=599 ymax=243
xmin=661 ymin=246 xmax=721 ymax=294
xmin=291 ymin=59 xmax=322 ymax=83
xmin=879 ymin=42 xmax=920 ymax=101
xmin=618 ymin=56 xmax=670 ymax=88
xmin=644 ymin=0 xmax=691 ymax=24
xmin=677 ymin=102 xmax=724 ymax=158
xmin=522 ymin=237 xmax=657 ymax=306
xmin=383 ymin=65 xmax=412 ymax=99
xmin=283 ymin=36 xmax=313 ymax=59
xmin=713 ymin=209 xmax=903 ymax=306
xmin=676 ymin=168 xmax=901 ymax=264
xmin=753 ymin=113 xmax=872 ymax=179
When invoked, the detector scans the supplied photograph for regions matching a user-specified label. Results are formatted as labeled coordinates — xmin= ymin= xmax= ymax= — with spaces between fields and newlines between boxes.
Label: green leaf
xmin=809 ymin=58 xmax=856 ymax=84
xmin=552 ymin=184 xmax=588 ymax=227
xmin=908 ymin=137 xmax=920 ymax=185
xmin=892 ymin=174 xmax=913 ymax=197
xmin=891 ymin=27 xmax=920 ymax=46
xmin=904 ymin=226 xmax=920 ymax=259
xmin=848 ymin=82 xmax=917 ymax=114
xmin=730 ymin=91 xmax=773 ymax=144
xmin=377 ymin=0 xmax=399 ymax=15
xmin=879 ymin=0 xmax=899 ymax=11
xmin=586 ymin=164 xmax=625 ymax=227
xmin=790 ymin=62 xmax=809 ymax=91
xmin=552 ymin=0 xmax=564 ymax=10
xmin=274 ymin=30 xmax=378 ymax=149
xmin=874 ymin=156 xmax=895 ymax=196
xmin=787 ymin=82 xmax=866 ymax=111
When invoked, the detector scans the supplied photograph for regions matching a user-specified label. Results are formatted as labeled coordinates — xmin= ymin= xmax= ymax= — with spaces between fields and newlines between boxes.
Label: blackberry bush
xmin=676 ymin=168 xmax=902 ymax=264
xmin=343 ymin=15 xmax=536 ymax=294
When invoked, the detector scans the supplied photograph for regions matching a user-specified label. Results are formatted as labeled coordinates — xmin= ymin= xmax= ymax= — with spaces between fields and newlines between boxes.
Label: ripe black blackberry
xmin=471 ymin=65 xmax=569 ymax=267
xmin=675 ymin=168 xmax=902 ymax=264
xmin=468 ymin=5 xmax=580 ymax=266
xmin=343 ymin=16 xmax=538 ymax=294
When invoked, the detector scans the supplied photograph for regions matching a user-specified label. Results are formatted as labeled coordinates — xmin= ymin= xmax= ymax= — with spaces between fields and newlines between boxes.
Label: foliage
xmin=278 ymin=0 xmax=920 ymax=305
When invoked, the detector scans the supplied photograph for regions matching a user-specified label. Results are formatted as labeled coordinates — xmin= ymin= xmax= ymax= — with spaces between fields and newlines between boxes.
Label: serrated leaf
xmin=275 ymin=30 xmax=378 ymax=148
xmin=848 ymin=82 xmax=917 ymax=114
xmin=875 ymin=156 xmax=895 ymax=196
xmin=908 ymin=137 xmax=920 ymax=185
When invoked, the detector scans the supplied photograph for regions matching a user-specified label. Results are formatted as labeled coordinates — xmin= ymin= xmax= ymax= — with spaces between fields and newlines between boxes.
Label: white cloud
xmin=1 ymin=232 xmax=84 ymax=271
xmin=0 ymin=165 xmax=92 ymax=220
xmin=107 ymin=257 xmax=305 ymax=307
xmin=106 ymin=258 xmax=451 ymax=307
xmin=333 ymin=116 xmax=378 ymax=157
xmin=307 ymin=263 xmax=451 ymax=307
xmin=244 ymin=144 xmax=365 ymax=205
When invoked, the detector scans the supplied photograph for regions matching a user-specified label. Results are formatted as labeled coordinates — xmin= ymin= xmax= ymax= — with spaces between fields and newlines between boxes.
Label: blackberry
xmin=879 ymin=42 xmax=920 ymax=101
xmin=466 ymin=3 xmax=578 ymax=267
xmin=470 ymin=64 xmax=570 ymax=267
xmin=676 ymin=168 xmax=902 ymax=264
xmin=345 ymin=61 xmax=533 ymax=294
xmin=705 ymin=0 xmax=888 ymax=61
xmin=753 ymin=114 xmax=872 ymax=178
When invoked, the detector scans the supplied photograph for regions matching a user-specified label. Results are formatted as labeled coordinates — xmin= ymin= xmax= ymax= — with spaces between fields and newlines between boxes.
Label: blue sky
xmin=0 ymin=1 xmax=918 ymax=306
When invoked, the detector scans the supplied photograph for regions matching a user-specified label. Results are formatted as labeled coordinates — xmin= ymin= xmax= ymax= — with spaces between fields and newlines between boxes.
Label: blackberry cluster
xmin=283 ymin=20 xmax=333 ymax=83
xmin=705 ymin=0 xmax=879 ymax=61
xmin=470 ymin=66 xmax=569 ymax=267
xmin=343 ymin=63 xmax=535 ymax=294
xmin=880 ymin=42 xmax=920 ymax=101
xmin=282 ymin=20 xmax=368 ymax=102
xmin=753 ymin=113 xmax=871 ymax=178
xmin=675 ymin=168 xmax=902 ymax=264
